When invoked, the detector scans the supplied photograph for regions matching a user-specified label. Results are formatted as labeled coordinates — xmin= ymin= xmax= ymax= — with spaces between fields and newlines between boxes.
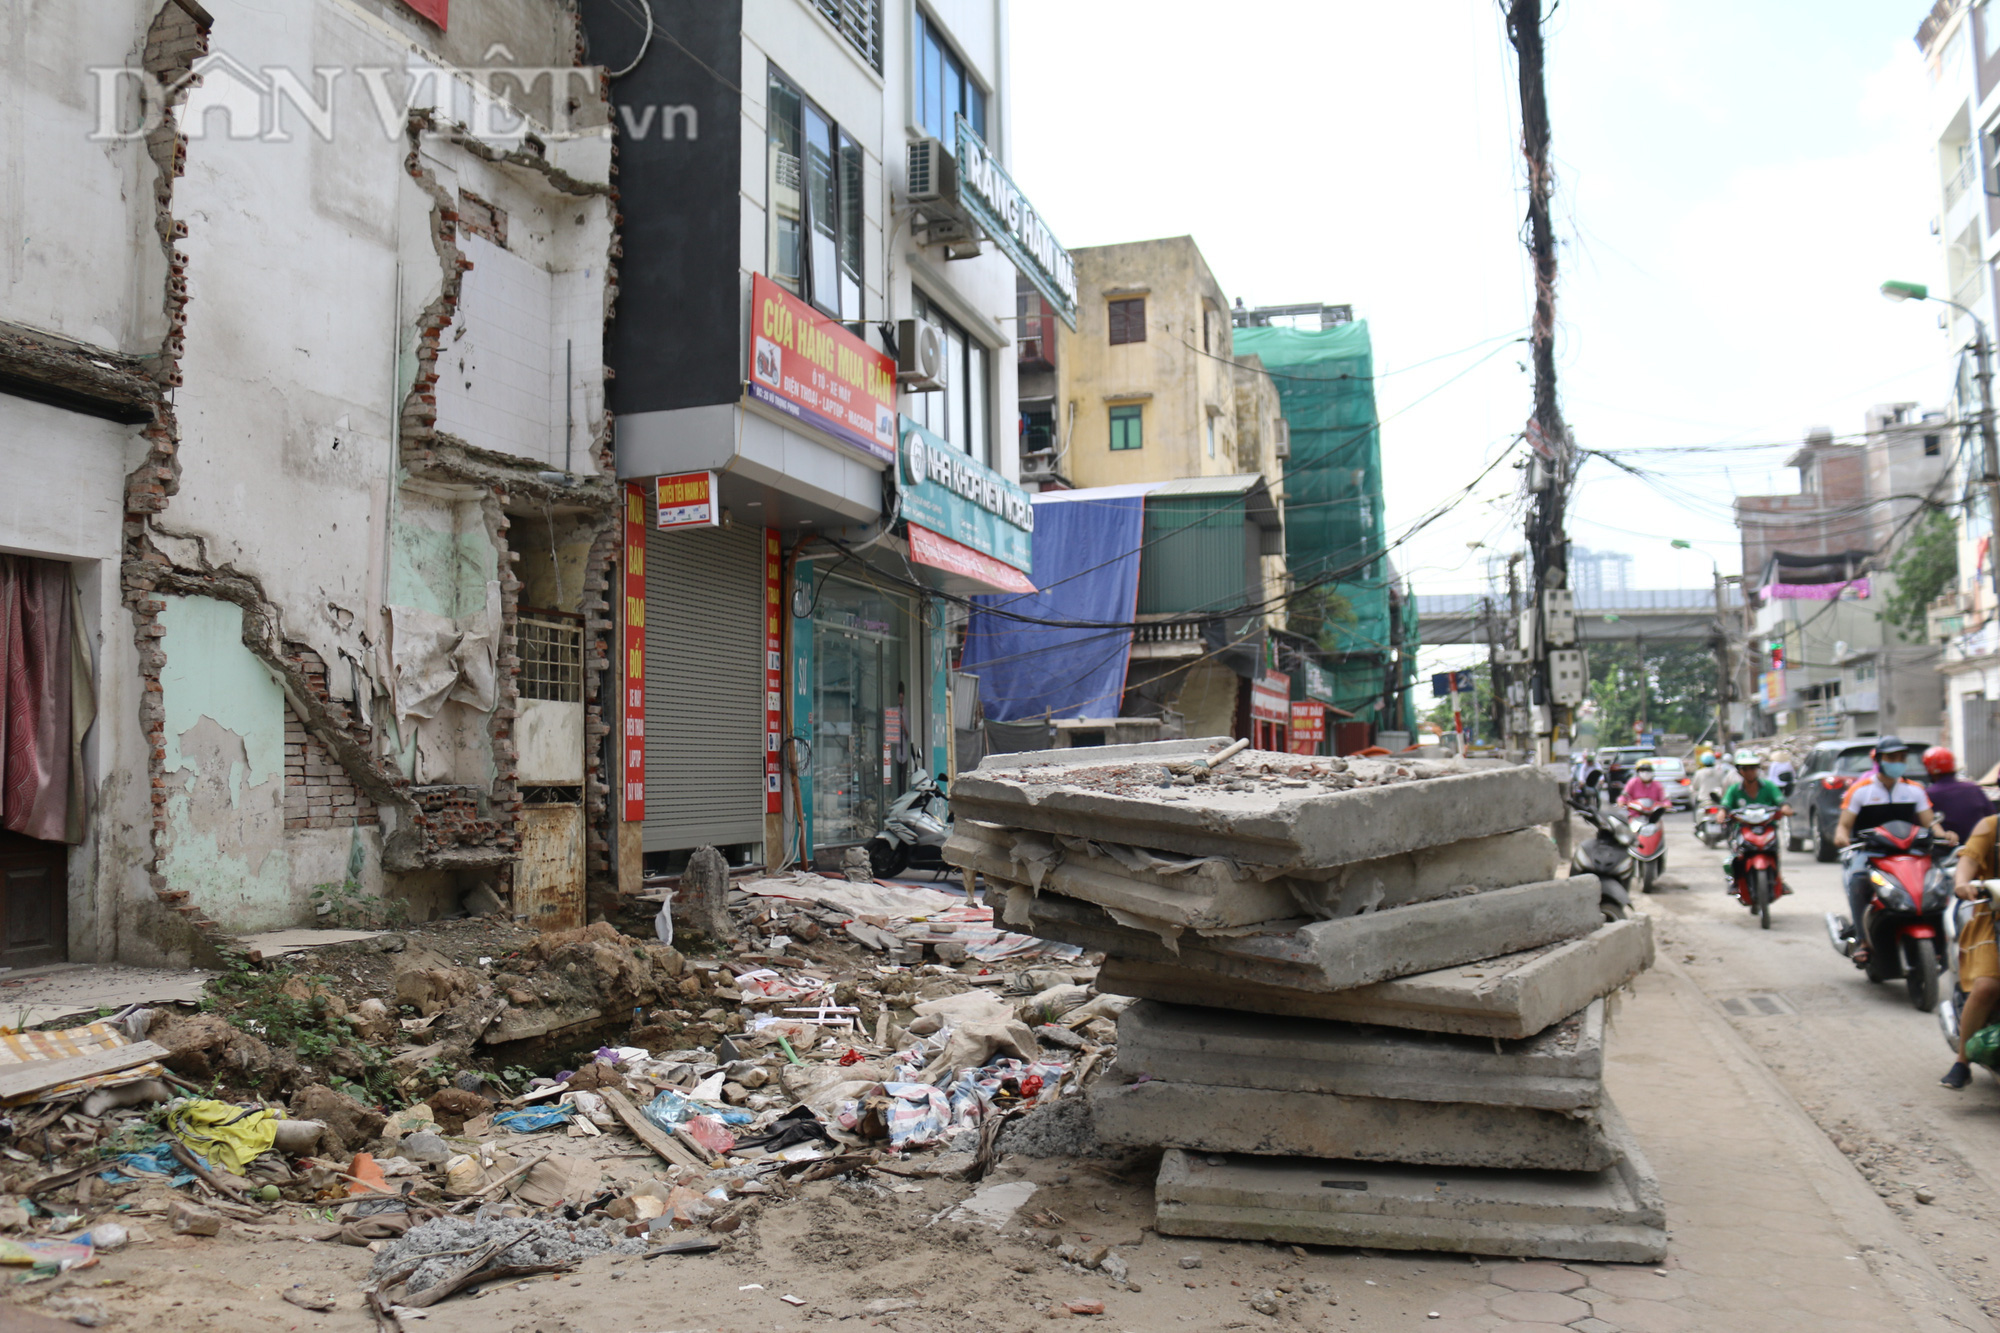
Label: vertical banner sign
xmin=764 ymin=531 xmax=783 ymax=815
xmin=1289 ymin=701 xmax=1326 ymax=754
xmin=622 ymin=483 xmax=647 ymax=822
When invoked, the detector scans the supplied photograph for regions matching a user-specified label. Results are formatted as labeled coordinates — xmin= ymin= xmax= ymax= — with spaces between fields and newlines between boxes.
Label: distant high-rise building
xmin=1569 ymin=547 xmax=1633 ymax=603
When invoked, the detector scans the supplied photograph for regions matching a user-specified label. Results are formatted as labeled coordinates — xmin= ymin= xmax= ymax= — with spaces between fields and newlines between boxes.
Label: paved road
xmin=1637 ymin=805 xmax=2000 ymax=1323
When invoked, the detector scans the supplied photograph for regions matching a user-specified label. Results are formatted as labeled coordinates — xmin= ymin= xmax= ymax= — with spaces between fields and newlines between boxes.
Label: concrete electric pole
xmin=1506 ymin=0 xmax=1573 ymax=763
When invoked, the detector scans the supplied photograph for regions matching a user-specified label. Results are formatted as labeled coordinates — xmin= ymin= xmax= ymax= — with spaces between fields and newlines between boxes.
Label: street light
xmin=1880 ymin=278 xmax=2000 ymax=614
xmin=1671 ymin=539 xmax=1733 ymax=751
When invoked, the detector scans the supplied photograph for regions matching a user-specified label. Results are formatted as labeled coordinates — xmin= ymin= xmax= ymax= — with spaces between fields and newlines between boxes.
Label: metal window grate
xmin=518 ymin=614 xmax=583 ymax=703
xmin=814 ymin=0 xmax=882 ymax=70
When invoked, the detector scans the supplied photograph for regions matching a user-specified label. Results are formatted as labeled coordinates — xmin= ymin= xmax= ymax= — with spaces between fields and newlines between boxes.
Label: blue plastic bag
xmin=493 ymin=1103 xmax=574 ymax=1133
xmin=641 ymin=1089 xmax=752 ymax=1133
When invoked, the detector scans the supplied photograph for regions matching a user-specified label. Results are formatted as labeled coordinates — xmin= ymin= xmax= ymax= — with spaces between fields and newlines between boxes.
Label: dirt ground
xmin=2 ymin=1155 xmax=1635 ymax=1332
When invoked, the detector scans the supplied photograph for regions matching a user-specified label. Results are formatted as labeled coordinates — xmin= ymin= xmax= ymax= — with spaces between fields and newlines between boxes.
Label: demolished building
xmin=1 ymin=0 xmax=619 ymax=966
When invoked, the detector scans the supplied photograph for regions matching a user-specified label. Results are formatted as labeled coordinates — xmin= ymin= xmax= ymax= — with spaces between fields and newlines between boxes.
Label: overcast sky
xmin=1007 ymin=0 xmax=1948 ymax=639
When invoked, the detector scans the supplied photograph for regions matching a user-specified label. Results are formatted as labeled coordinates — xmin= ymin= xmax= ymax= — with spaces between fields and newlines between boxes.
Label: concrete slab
xmin=953 ymin=741 xmax=1563 ymax=870
xmin=1091 ymin=1075 xmax=1614 ymax=1171
xmin=236 ymin=928 xmax=385 ymax=960
xmin=0 ymin=963 xmax=211 ymax=1031
xmin=1096 ymin=916 xmax=1654 ymax=1039
xmin=1002 ymin=877 xmax=1602 ymax=992
xmin=1152 ymin=1098 xmax=1665 ymax=1262
xmin=1116 ymin=998 xmax=1604 ymax=1110
xmin=946 ymin=823 xmax=1558 ymax=929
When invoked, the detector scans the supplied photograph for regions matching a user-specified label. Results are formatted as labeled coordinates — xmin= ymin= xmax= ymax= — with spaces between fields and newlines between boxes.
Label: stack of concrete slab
xmin=943 ymin=739 xmax=1660 ymax=1261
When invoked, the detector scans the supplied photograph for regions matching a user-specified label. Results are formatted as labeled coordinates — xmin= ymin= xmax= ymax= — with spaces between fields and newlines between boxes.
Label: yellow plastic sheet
xmin=165 ymin=1099 xmax=278 ymax=1173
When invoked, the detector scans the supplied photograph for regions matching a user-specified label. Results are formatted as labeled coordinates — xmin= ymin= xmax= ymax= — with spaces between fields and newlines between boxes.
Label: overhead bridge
xmin=1416 ymin=587 xmax=1741 ymax=647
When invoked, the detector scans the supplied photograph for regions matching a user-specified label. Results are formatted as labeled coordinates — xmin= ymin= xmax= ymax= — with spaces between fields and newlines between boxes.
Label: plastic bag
xmin=654 ymin=888 xmax=675 ymax=946
xmin=1967 ymin=1022 xmax=2000 ymax=1069
xmin=641 ymin=1089 xmax=753 ymax=1134
xmin=0 ymin=1239 xmax=95 ymax=1275
xmin=493 ymin=1103 xmax=575 ymax=1133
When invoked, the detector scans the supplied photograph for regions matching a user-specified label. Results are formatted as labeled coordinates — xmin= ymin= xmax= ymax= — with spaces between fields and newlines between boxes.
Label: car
xmin=1646 ymin=755 xmax=1692 ymax=809
xmin=1596 ymin=745 xmax=1657 ymax=794
xmin=1797 ymin=737 xmax=1883 ymax=862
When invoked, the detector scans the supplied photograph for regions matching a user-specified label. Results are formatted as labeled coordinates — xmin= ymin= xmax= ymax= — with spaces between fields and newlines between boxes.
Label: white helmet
xmin=1732 ymin=750 xmax=1761 ymax=767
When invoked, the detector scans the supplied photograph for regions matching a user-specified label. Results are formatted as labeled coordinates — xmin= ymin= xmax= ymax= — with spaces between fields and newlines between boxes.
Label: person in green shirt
xmin=1720 ymin=752 xmax=1793 ymax=892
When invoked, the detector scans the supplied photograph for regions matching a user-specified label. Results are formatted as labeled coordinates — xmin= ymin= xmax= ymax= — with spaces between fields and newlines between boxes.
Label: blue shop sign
xmin=897 ymin=417 xmax=1034 ymax=575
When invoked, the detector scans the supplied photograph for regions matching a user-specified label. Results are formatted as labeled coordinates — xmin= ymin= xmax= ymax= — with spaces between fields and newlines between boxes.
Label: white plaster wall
xmin=0 ymin=1 xmax=168 ymax=354
xmin=0 ymin=395 xmax=161 ymax=963
xmin=881 ymin=0 xmax=1021 ymax=482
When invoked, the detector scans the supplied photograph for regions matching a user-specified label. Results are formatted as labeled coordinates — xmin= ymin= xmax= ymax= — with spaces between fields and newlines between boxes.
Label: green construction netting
xmin=1234 ymin=321 xmax=1414 ymax=723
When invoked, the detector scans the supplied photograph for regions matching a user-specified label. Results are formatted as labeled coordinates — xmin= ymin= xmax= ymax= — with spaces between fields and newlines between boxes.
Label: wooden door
xmin=515 ymin=804 xmax=584 ymax=932
xmin=0 ymin=833 xmax=68 ymax=967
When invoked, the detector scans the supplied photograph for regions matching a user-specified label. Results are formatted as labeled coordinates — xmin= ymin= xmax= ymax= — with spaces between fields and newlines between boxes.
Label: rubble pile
xmin=0 ymin=868 xmax=1137 ymax=1314
xmin=945 ymin=737 xmax=1664 ymax=1261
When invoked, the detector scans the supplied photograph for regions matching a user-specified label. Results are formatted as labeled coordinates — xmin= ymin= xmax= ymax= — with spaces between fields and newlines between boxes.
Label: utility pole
xmin=1506 ymin=0 xmax=1572 ymax=764
xmin=1975 ymin=324 xmax=2000 ymax=617
xmin=1634 ymin=632 xmax=1647 ymax=741
xmin=1711 ymin=569 xmax=1732 ymax=751
xmin=1483 ymin=594 xmax=1504 ymax=751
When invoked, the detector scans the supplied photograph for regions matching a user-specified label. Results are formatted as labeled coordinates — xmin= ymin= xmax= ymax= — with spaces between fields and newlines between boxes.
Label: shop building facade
xmin=597 ymin=0 xmax=1059 ymax=877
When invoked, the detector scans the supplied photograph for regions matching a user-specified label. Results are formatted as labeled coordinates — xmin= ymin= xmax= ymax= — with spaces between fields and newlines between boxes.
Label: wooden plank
xmin=0 ymin=1041 xmax=167 ymax=1102
xmin=601 ymin=1088 xmax=705 ymax=1169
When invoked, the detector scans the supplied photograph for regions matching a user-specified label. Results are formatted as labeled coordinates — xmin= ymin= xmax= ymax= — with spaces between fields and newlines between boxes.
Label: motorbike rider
xmin=1834 ymin=736 xmax=1955 ymax=965
xmin=1618 ymin=759 xmax=1666 ymax=810
xmin=1691 ymin=751 xmax=1732 ymax=806
xmin=1768 ymin=753 xmax=1797 ymax=797
xmin=1924 ymin=746 xmax=1996 ymax=845
xmin=1942 ymin=813 xmax=2000 ymax=1089
xmin=1721 ymin=751 xmax=1793 ymax=891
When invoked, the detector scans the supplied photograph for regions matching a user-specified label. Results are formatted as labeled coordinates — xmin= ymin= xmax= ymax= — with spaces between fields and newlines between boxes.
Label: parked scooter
xmin=1824 ymin=819 xmax=1953 ymax=1011
xmin=1622 ymin=798 xmax=1670 ymax=891
xmin=1727 ymin=803 xmax=1788 ymax=930
xmin=1694 ymin=800 xmax=1728 ymax=848
xmin=1568 ymin=794 xmax=1635 ymax=921
xmin=865 ymin=773 xmax=953 ymax=878
xmin=1940 ymin=877 xmax=2000 ymax=1068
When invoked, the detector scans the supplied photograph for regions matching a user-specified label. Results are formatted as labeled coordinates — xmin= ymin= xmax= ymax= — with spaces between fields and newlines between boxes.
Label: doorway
xmin=0 ymin=833 xmax=67 ymax=967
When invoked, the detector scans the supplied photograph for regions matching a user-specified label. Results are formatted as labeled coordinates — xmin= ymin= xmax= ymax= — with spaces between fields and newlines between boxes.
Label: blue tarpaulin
xmin=961 ymin=493 xmax=1145 ymax=721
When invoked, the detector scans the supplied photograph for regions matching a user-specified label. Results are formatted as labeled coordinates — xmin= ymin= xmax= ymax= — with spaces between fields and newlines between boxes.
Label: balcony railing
xmin=1946 ymin=151 xmax=1979 ymax=208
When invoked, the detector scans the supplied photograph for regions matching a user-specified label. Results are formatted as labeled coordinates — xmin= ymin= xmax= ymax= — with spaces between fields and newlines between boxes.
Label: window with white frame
xmin=908 ymin=290 xmax=991 ymax=465
xmin=914 ymin=9 xmax=987 ymax=141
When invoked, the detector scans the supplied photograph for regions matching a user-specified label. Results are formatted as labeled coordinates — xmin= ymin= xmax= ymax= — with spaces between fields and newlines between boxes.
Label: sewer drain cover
xmin=1720 ymin=993 xmax=1794 ymax=1017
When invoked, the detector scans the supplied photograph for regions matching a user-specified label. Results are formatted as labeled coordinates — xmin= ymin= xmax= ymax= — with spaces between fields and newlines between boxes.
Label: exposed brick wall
xmin=284 ymin=707 xmax=379 ymax=831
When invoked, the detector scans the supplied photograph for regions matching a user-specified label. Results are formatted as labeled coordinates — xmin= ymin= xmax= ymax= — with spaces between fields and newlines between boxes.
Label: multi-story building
xmin=598 ymin=1 xmax=1054 ymax=870
xmin=1912 ymin=1 xmax=2000 ymax=772
xmin=1733 ymin=410 xmax=1951 ymax=739
xmin=1 ymin=0 xmax=621 ymax=965
xmin=1569 ymin=548 xmax=1634 ymax=602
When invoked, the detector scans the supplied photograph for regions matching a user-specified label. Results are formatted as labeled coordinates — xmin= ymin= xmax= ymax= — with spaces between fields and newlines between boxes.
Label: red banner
xmin=746 ymin=273 xmax=897 ymax=464
xmin=764 ymin=530 xmax=783 ymax=815
xmin=656 ymin=471 xmax=719 ymax=530
xmin=400 ymin=0 xmax=448 ymax=28
xmin=1289 ymin=701 xmax=1326 ymax=754
xmin=622 ymin=484 xmax=647 ymax=822
xmin=907 ymin=523 xmax=1036 ymax=594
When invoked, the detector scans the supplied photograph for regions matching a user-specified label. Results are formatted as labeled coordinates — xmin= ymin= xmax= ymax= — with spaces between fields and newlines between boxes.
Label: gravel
xmin=996 ymin=1098 xmax=1120 ymax=1159
xmin=371 ymin=1214 xmax=645 ymax=1294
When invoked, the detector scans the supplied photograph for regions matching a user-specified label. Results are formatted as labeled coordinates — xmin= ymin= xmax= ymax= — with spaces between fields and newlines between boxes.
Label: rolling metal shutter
xmin=643 ymin=521 xmax=766 ymax=852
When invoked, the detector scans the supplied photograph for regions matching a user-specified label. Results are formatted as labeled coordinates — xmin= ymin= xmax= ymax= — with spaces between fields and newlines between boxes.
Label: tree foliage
xmin=1880 ymin=507 xmax=1958 ymax=642
xmin=1422 ymin=668 xmax=1497 ymax=740
xmin=1585 ymin=642 xmax=1717 ymax=743
xmin=1286 ymin=586 xmax=1357 ymax=655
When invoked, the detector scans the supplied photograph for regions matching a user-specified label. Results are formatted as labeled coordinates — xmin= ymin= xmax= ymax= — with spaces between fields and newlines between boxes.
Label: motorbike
xmin=1823 ymin=819 xmax=1952 ymax=1011
xmin=1569 ymin=770 xmax=1603 ymax=811
xmin=1621 ymin=799 xmax=1669 ymax=891
xmin=1567 ymin=794 xmax=1635 ymax=922
xmin=1940 ymin=878 xmax=2000 ymax=1068
xmin=864 ymin=773 xmax=953 ymax=878
xmin=1727 ymin=803 xmax=1788 ymax=930
xmin=1694 ymin=799 xmax=1728 ymax=848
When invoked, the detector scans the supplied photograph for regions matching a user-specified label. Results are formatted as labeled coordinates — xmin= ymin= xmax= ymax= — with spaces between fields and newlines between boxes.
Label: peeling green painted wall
xmin=388 ymin=495 xmax=497 ymax=619
xmin=157 ymin=594 xmax=293 ymax=931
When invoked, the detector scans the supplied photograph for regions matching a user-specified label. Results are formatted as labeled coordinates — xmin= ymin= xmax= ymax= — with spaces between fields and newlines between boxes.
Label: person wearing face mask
xmin=1834 ymin=737 xmax=1955 ymax=965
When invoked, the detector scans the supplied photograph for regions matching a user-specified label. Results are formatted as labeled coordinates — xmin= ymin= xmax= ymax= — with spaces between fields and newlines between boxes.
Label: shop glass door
xmin=812 ymin=579 xmax=911 ymax=850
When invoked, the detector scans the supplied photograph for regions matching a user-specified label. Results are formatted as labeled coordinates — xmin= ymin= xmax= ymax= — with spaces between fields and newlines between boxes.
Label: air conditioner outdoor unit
xmin=907 ymin=138 xmax=956 ymax=203
xmin=896 ymin=319 xmax=948 ymax=391
xmin=1272 ymin=419 xmax=1290 ymax=459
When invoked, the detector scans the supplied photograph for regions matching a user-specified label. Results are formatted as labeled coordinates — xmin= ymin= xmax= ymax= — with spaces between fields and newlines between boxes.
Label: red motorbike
xmin=1728 ymin=803 xmax=1788 ymax=929
xmin=1621 ymin=799 xmax=1670 ymax=892
xmin=1824 ymin=818 xmax=1952 ymax=1011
